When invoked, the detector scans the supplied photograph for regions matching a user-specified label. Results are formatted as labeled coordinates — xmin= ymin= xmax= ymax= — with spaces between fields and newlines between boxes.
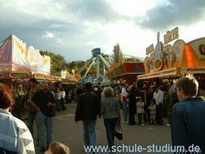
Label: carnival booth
xmin=0 ymin=34 xmax=53 ymax=90
xmin=138 ymin=27 xmax=205 ymax=91
xmin=107 ymin=62 xmax=145 ymax=85
xmin=61 ymin=69 xmax=78 ymax=85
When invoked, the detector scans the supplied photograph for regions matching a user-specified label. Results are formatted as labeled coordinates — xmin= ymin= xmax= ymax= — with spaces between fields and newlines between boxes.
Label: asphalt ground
xmin=33 ymin=103 xmax=171 ymax=154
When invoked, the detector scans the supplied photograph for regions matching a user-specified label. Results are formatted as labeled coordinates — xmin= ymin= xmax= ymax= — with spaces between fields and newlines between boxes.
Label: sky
xmin=0 ymin=0 xmax=205 ymax=62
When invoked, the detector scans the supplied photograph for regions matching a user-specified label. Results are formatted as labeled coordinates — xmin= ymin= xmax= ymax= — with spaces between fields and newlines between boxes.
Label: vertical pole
xmin=96 ymin=56 xmax=99 ymax=78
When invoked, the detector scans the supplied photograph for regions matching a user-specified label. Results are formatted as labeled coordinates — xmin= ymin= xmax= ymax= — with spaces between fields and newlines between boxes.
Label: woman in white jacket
xmin=0 ymin=84 xmax=35 ymax=154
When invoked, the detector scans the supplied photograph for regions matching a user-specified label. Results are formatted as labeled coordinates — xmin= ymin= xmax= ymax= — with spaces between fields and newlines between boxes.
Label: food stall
xmin=0 ymin=34 xmax=65 ymax=118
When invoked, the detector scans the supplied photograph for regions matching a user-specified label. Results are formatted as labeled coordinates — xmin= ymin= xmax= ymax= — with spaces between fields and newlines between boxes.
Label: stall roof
xmin=62 ymin=78 xmax=78 ymax=85
xmin=138 ymin=67 xmax=205 ymax=80
xmin=107 ymin=62 xmax=145 ymax=80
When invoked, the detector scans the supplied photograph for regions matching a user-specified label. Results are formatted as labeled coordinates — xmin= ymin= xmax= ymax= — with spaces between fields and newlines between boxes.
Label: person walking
xmin=30 ymin=82 xmax=55 ymax=153
xmin=75 ymin=82 xmax=101 ymax=148
xmin=100 ymin=87 xmax=121 ymax=150
xmin=0 ymin=84 xmax=35 ymax=154
xmin=171 ymin=76 xmax=205 ymax=153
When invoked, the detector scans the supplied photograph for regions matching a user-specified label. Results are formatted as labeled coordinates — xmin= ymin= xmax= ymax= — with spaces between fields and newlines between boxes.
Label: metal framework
xmin=77 ymin=48 xmax=111 ymax=78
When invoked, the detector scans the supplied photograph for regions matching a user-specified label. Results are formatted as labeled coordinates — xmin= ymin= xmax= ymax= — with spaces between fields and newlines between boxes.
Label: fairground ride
xmin=76 ymin=48 xmax=111 ymax=85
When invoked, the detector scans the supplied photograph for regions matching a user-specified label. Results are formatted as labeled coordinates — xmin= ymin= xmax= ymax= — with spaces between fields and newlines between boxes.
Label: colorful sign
xmin=163 ymin=27 xmax=179 ymax=45
xmin=27 ymin=46 xmax=51 ymax=73
xmin=140 ymin=37 xmax=205 ymax=79
xmin=9 ymin=72 xmax=29 ymax=79
xmin=188 ymin=38 xmax=205 ymax=63
xmin=144 ymin=28 xmax=184 ymax=74
xmin=34 ymin=73 xmax=46 ymax=80
xmin=181 ymin=67 xmax=205 ymax=74
xmin=144 ymin=38 xmax=185 ymax=73
xmin=0 ymin=35 xmax=51 ymax=73
xmin=146 ymin=44 xmax=154 ymax=55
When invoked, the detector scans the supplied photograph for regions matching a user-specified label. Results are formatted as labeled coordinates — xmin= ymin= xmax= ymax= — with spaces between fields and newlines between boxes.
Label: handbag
xmin=114 ymin=122 xmax=123 ymax=140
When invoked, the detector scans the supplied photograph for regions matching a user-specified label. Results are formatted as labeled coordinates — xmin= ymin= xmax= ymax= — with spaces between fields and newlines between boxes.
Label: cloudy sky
xmin=0 ymin=0 xmax=205 ymax=62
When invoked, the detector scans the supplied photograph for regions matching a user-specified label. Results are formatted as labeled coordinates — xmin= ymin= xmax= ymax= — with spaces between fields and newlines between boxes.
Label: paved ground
xmin=33 ymin=103 xmax=172 ymax=154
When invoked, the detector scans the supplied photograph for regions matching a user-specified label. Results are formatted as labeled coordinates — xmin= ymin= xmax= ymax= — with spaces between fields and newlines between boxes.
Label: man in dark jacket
xmin=171 ymin=76 xmax=205 ymax=153
xmin=75 ymin=82 xmax=101 ymax=148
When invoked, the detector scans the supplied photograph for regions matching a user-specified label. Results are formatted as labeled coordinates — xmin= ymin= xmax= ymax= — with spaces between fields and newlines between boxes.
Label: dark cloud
xmin=62 ymin=0 xmax=124 ymax=24
xmin=138 ymin=0 xmax=205 ymax=31
xmin=2 ymin=0 xmax=204 ymax=62
xmin=0 ymin=0 xmax=123 ymax=61
xmin=0 ymin=24 xmax=83 ymax=61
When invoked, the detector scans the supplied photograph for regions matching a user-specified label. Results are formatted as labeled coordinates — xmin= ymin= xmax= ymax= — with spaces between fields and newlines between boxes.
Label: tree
xmin=112 ymin=43 xmax=125 ymax=67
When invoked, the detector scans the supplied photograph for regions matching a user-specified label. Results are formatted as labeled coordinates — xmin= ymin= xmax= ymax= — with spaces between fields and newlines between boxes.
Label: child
xmin=114 ymin=89 xmax=123 ymax=109
xmin=44 ymin=141 xmax=70 ymax=154
xmin=136 ymin=97 xmax=145 ymax=126
xmin=149 ymin=99 xmax=157 ymax=124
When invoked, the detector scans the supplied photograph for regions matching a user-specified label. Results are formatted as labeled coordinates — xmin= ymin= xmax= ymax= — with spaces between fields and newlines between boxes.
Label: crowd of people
xmin=113 ymin=81 xmax=178 ymax=127
xmin=0 ymin=76 xmax=205 ymax=153
xmin=0 ymin=79 xmax=72 ymax=154
xmin=74 ymin=77 xmax=205 ymax=153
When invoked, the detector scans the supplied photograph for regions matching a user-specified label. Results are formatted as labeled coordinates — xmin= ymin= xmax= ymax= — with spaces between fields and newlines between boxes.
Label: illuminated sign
xmin=181 ymin=67 xmax=205 ymax=74
xmin=9 ymin=72 xmax=29 ymax=79
xmin=146 ymin=44 xmax=154 ymax=55
xmin=164 ymin=27 xmax=179 ymax=45
xmin=34 ymin=73 xmax=45 ymax=80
